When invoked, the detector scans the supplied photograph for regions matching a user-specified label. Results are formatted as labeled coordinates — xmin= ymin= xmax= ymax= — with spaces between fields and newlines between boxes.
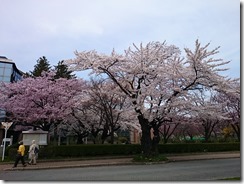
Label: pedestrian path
xmin=0 ymin=151 xmax=240 ymax=171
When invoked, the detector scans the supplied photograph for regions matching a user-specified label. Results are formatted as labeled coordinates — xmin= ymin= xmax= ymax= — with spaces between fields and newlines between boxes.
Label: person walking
xmin=13 ymin=141 xmax=27 ymax=168
xmin=28 ymin=140 xmax=39 ymax=165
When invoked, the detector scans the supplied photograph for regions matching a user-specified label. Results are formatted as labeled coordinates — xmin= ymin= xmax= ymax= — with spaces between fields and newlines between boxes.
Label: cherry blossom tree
xmin=212 ymin=80 xmax=240 ymax=141
xmin=63 ymin=99 xmax=99 ymax=144
xmin=159 ymin=122 xmax=180 ymax=144
xmin=0 ymin=72 xmax=86 ymax=131
xmin=189 ymin=88 xmax=233 ymax=142
xmin=63 ymin=111 xmax=90 ymax=144
xmin=64 ymin=40 xmax=235 ymax=156
xmin=175 ymin=122 xmax=201 ymax=142
xmin=67 ymin=78 xmax=134 ymax=144
xmin=88 ymin=79 xmax=130 ymax=144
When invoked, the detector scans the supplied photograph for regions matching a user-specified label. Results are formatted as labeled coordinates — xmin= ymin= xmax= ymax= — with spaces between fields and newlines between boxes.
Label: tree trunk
xmin=101 ymin=129 xmax=109 ymax=144
xmin=110 ymin=130 xmax=114 ymax=144
xmin=203 ymin=121 xmax=216 ymax=142
xmin=231 ymin=123 xmax=240 ymax=141
xmin=53 ymin=123 xmax=58 ymax=146
xmin=163 ymin=135 xmax=168 ymax=144
xmin=138 ymin=115 xmax=152 ymax=156
xmin=58 ymin=135 xmax=61 ymax=146
xmin=91 ymin=129 xmax=99 ymax=144
xmin=160 ymin=123 xmax=179 ymax=144
xmin=204 ymin=126 xmax=210 ymax=142
xmin=151 ymin=127 xmax=160 ymax=155
xmin=76 ymin=135 xmax=84 ymax=144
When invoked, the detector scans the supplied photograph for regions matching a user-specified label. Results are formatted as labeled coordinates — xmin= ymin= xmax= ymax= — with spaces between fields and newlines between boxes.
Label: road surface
xmin=0 ymin=158 xmax=240 ymax=181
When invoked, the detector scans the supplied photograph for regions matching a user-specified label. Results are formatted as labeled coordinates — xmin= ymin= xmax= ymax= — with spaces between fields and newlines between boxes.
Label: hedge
xmin=7 ymin=142 xmax=240 ymax=160
xmin=158 ymin=143 xmax=240 ymax=153
xmin=40 ymin=144 xmax=142 ymax=158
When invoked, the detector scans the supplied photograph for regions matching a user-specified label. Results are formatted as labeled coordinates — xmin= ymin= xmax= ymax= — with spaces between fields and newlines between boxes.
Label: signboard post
xmin=1 ymin=122 xmax=13 ymax=161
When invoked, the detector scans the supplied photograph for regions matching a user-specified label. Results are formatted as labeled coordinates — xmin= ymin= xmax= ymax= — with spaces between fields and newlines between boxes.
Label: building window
xmin=0 ymin=62 xmax=14 ymax=83
xmin=0 ymin=58 xmax=23 ymax=123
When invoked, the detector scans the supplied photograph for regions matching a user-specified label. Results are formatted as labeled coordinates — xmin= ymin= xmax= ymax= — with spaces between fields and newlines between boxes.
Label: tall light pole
xmin=1 ymin=122 xmax=13 ymax=161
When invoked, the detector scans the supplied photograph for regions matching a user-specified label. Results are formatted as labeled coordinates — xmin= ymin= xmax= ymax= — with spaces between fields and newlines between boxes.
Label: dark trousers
xmin=14 ymin=154 xmax=26 ymax=167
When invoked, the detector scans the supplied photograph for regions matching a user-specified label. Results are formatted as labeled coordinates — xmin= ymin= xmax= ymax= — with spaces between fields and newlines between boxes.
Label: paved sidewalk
xmin=0 ymin=151 xmax=240 ymax=171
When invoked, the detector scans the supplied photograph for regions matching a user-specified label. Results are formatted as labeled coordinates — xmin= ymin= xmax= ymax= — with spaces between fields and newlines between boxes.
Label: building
xmin=0 ymin=56 xmax=22 ymax=83
xmin=0 ymin=56 xmax=23 ymax=122
xmin=0 ymin=56 xmax=23 ymax=145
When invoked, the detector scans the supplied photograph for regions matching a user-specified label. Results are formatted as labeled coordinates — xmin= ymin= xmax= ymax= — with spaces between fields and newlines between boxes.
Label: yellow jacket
xmin=17 ymin=145 xmax=25 ymax=156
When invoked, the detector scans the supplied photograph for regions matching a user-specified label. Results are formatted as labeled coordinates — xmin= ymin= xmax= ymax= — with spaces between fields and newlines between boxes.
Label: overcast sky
xmin=0 ymin=0 xmax=240 ymax=79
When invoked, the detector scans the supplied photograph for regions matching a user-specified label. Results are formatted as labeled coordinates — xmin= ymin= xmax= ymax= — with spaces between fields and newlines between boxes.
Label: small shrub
xmin=118 ymin=137 xmax=128 ymax=144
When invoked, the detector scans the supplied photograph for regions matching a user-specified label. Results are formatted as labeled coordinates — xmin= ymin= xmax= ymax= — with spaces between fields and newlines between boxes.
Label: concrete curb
xmin=167 ymin=153 xmax=240 ymax=162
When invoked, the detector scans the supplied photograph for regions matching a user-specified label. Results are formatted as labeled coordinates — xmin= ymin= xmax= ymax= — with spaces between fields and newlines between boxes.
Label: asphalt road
xmin=0 ymin=158 xmax=240 ymax=181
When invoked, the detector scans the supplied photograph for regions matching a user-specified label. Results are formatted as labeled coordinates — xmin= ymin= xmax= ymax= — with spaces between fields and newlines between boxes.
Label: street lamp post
xmin=1 ymin=122 xmax=13 ymax=161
